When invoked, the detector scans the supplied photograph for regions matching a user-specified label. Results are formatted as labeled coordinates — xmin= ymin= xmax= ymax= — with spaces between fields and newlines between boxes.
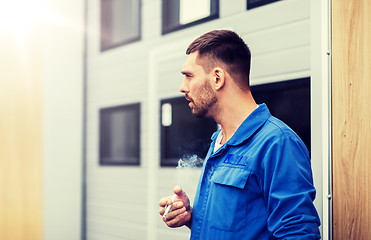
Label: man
xmin=159 ymin=30 xmax=321 ymax=239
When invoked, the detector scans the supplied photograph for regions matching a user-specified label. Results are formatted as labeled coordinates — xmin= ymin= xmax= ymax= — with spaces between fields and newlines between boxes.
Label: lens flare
xmin=0 ymin=0 xmax=45 ymax=42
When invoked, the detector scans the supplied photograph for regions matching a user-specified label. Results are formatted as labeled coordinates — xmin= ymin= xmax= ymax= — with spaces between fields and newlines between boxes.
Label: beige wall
xmin=0 ymin=1 xmax=84 ymax=239
xmin=332 ymin=0 xmax=371 ymax=239
xmin=0 ymin=25 xmax=43 ymax=239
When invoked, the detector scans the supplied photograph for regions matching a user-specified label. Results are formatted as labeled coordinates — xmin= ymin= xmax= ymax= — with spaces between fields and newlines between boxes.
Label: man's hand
xmin=159 ymin=186 xmax=192 ymax=229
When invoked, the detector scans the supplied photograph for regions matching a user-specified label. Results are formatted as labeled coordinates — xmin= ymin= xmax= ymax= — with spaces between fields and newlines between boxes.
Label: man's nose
xmin=179 ymin=79 xmax=189 ymax=93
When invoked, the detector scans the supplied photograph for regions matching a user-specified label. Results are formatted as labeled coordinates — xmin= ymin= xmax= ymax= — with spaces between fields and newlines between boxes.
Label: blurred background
xmin=1 ymin=0 xmax=370 ymax=239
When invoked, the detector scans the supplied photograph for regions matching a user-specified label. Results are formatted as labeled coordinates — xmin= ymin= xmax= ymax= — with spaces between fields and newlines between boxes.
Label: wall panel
xmin=42 ymin=0 xmax=84 ymax=239
xmin=332 ymin=0 xmax=371 ymax=239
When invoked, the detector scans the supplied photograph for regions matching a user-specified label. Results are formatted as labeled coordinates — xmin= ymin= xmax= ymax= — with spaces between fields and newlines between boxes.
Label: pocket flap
xmin=210 ymin=167 xmax=250 ymax=189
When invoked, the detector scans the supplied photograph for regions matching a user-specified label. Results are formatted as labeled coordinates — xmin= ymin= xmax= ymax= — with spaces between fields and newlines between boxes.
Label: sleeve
xmin=260 ymin=136 xmax=321 ymax=240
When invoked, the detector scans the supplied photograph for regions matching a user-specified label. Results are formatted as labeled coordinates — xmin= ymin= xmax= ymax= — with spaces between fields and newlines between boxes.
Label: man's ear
xmin=212 ymin=67 xmax=225 ymax=91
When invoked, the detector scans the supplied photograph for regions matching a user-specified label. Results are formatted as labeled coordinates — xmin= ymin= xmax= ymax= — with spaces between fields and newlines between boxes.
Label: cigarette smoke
xmin=177 ymin=154 xmax=204 ymax=169
xmin=176 ymin=154 xmax=203 ymax=205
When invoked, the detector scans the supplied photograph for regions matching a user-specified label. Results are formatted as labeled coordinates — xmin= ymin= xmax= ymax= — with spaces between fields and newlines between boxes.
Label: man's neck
xmin=215 ymin=97 xmax=258 ymax=145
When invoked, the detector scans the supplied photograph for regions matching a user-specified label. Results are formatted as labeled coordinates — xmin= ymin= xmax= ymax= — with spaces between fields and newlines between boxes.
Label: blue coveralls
xmin=190 ymin=104 xmax=321 ymax=240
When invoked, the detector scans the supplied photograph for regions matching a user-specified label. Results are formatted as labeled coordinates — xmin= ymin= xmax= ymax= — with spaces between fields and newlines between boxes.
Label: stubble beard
xmin=191 ymin=81 xmax=217 ymax=119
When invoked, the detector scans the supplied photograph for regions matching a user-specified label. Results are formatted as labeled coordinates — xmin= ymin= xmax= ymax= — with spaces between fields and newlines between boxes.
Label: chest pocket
xmin=208 ymin=166 xmax=251 ymax=232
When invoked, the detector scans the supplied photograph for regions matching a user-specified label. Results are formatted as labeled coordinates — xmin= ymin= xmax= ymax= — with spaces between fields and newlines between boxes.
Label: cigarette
xmin=163 ymin=195 xmax=176 ymax=219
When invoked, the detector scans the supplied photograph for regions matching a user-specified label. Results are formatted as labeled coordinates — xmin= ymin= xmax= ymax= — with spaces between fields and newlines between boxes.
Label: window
xmin=160 ymin=97 xmax=218 ymax=167
xmin=99 ymin=103 xmax=140 ymax=165
xmin=251 ymin=78 xmax=311 ymax=152
xmin=101 ymin=0 xmax=141 ymax=51
xmin=247 ymin=0 xmax=280 ymax=10
xmin=162 ymin=0 xmax=219 ymax=34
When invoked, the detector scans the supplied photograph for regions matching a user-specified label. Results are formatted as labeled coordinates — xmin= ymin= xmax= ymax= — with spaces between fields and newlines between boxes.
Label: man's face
xmin=180 ymin=52 xmax=217 ymax=118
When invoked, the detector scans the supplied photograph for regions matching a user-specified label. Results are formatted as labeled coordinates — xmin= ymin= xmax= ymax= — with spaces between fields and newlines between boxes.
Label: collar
xmin=211 ymin=104 xmax=271 ymax=146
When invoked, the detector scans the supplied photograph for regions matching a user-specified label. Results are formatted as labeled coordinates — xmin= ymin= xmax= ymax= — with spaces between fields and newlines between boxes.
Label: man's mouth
xmin=185 ymin=95 xmax=192 ymax=102
xmin=185 ymin=95 xmax=194 ymax=108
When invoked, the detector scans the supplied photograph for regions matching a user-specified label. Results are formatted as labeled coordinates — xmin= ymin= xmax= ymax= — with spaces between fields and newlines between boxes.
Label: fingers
xmin=159 ymin=186 xmax=192 ymax=228
xmin=173 ymin=186 xmax=190 ymax=211
xmin=173 ymin=185 xmax=184 ymax=196
xmin=159 ymin=200 xmax=185 ymax=216
xmin=162 ymin=207 xmax=191 ymax=228
xmin=158 ymin=196 xmax=173 ymax=208
xmin=162 ymin=205 xmax=186 ymax=221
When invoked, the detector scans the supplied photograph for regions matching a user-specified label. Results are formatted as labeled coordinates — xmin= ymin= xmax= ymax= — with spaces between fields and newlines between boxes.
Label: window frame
xmin=247 ymin=0 xmax=281 ymax=10
xmin=160 ymin=96 xmax=218 ymax=167
xmin=100 ymin=0 xmax=142 ymax=51
xmin=251 ymin=78 xmax=311 ymax=152
xmin=162 ymin=0 xmax=219 ymax=35
xmin=99 ymin=103 xmax=141 ymax=166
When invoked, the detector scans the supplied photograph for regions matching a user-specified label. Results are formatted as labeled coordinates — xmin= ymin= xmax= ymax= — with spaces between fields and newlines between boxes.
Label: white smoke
xmin=176 ymin=155 xmax=203 ymax=205
xmin=177 ymin=154 xmax=204 ymax=169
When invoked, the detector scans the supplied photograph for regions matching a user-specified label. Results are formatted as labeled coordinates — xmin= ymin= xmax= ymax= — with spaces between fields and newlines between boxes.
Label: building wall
xmin=85 ymin=0 xmax=323 ymax=239
xmin=42 ymin=0 xmax=84 ymax=239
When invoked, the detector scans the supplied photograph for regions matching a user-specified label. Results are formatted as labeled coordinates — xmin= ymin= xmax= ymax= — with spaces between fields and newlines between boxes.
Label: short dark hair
xmin=186 ymin=30 xmax=251 ymax=90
